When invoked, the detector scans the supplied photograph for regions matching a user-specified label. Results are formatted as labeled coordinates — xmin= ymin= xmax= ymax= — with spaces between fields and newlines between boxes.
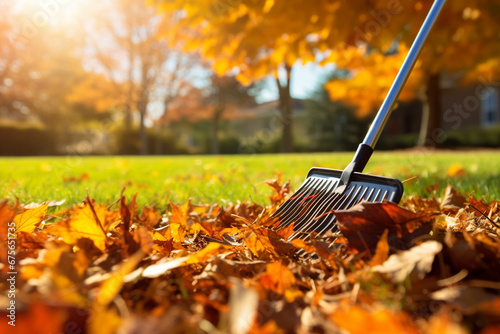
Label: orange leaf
xmin=244 ymin=230 xmax=278 ymax=259
xmin=260 ymin=262 xmax=296 ymax=295
xmin=331 ymin=304 xmax=420 ymax=334
xmin=369 ymin=229 xmax=389 ymax=266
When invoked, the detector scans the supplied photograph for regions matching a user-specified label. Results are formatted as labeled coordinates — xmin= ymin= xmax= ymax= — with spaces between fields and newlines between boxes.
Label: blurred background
xmin=0 ymin=0 xmax=499 ymax=156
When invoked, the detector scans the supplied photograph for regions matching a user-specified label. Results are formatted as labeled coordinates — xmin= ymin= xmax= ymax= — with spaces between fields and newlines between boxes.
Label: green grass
xmin=1 ymin=151 xmax=500 ymax=209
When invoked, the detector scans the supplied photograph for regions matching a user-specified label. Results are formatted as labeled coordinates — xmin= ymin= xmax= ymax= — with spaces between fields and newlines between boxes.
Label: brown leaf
xmin=336 ymin=201 xmax=436 ymax=252
xmin=268 ymin=229 xmax=297 ymax=256
xmin=133 ymin=226 xmax=154 ymax=254
xmin=441 ymin=185 xmax=466 ymax=210
xmin=120 ymin=196 xmax=139 ymax=254
xmin=265 ymin=178 xmax=291 ymax=204
xmin=140 ymin=205 xmax=161 ymax=229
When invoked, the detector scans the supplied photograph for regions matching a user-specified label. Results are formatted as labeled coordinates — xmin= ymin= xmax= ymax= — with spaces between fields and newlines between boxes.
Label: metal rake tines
xmin=270 ymin=177 xmax=339 ymax=230
xmin=273 ymin=180 xmax=397 ymax=243
xmin=293 ymin=184 xmax=395 ymax=241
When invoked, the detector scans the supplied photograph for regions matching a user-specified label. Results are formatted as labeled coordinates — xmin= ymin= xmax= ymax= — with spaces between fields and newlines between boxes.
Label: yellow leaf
xmin=14 ymin=203 xmax=48 ymax=233
xmin=87 ymin=306 xmax=122 ymax=334
xmin=447 ymin=164 xmax=467 ymax=178
xmin=263 ymin=0 xmax=274 ymax=13
xmin=95 ymin=250 xmax=145 ymax=307
xmin=186 ymin=242 xmax=224 ymax=264
xmin=46 ymin=200 xmax=118 ymax=251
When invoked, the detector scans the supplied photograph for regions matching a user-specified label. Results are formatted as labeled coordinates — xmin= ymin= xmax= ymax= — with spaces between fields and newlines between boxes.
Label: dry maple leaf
xmin=46 ymin=198 xmax=119 ymax=252
xmin=265 ymin=178 xmax=291 ymax=204
xmin=14 ymin=202 xmax=48 ymax=233
xmin=336 ymin=201 xmax=437 ymax=252
xmin=260 ymin=262 xmax=297 ymax=295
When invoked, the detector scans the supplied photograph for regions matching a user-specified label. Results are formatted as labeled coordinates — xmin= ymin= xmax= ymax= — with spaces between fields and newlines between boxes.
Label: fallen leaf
xmin=0 ymin=303 xmax=68 ymax=334
xmin=331 ymin=303 xmax=420 ymax=334
xmin=336 ymin=201 xmax=436 ymax=251
xmin=260 ymin=262 xmax=296 ymax=295
xmin=46 ymin=197 xmax=120 ymax=251
xmin=95 ymin=250 xmax=145 ymax=307
xmin=14 ymin=203 xmax=48 ymax=233
xmin=441 ymin=185 xmax=466 ymax=210
xmin=87 ymin=306 xmax=121 ymax=334
xmin=142 ymin=256 xmax=189 ymax=278
xmin=372 ymin=241 xmax=443 ymax=283
xmin=225 ymin=279 xmax=259 ymax=334
xmin=447 ymin=164 xmax=467 ymax=178
xmin=369 ymin=229 xmax=389 ymax=266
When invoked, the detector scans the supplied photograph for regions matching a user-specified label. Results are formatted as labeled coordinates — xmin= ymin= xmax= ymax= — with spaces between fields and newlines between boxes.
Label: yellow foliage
xmin=14 ymin=203 xmax=48 ymax=233
xmin=46 ymin=199 xmax=119 ymax=251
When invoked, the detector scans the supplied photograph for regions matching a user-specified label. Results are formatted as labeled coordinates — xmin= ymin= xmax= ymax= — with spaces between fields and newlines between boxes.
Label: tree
xmin=154 ymin=72 xmax=256 ymax=154
xmin=85 ymin=0 xmax=189 ymax=154
xmin=323 ymin=0 xmax=500 ymax=146
xmin=0 ymin=3 xmax=88 ymax=128
xmin=155 ymin=0 xmax=349 ymax=152
xmin=305 ymin=70 xmax=369 ymax=152
xmin=204 ymin=74 xmax=256 ymax=154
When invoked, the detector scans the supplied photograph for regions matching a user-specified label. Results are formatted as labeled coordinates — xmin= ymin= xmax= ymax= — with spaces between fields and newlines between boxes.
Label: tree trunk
xmin=155 ymin=125 xmax=162 ymax=155
xmin=417 ymin=73 xmax=442 ymax=147
xmin=211 ymin=107 xmax=223 ymax=155
xmin=139 ymin=109 xmax=148 ymax=155
xmin=276 ymin=64 xmax=293 ymax=153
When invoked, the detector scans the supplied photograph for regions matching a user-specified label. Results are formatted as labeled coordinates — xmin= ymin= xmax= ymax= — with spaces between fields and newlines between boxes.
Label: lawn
xmin=1 ymin=150 xmax=500 ymax=208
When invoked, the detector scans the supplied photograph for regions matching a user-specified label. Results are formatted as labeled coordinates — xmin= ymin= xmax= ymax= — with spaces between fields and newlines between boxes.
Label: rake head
xmin=271 ymin=167 xmax=404 ymax=242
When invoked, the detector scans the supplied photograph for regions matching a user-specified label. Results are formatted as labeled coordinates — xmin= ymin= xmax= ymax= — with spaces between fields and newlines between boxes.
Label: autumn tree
xmin=0 ymin=2 xmax=91 ymax=132
xmin=83 ymin=0 xmax=194 ymax=155
xmin=204 ymin=74 xmax=256 ymax=154
xmin=305 ymin=70 xmax=369 ymax=152
xmin=324 ymin=0 xmax=500 ymax=146
xmin=155 ymin=0 xmax=351 ymax=152
xmin=154 ymin=72 xmax=256 ymax=154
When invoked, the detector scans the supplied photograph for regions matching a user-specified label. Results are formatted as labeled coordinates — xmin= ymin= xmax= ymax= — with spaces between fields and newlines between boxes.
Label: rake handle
xmin=361 ymin=0 xmax=447 ymax=151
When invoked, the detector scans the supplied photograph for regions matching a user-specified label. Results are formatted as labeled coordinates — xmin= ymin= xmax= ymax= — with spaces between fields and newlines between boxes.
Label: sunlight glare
xmin=15 ymin=0 xmax=91 ymax=30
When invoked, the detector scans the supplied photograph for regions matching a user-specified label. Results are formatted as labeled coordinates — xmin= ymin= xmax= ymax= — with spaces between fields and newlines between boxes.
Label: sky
xmin=257 ymin=62 xmax=337 ymax=103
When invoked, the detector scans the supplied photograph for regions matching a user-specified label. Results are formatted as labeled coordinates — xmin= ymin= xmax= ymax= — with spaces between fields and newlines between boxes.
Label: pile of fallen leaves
xmin=1 ymin=179 xmax=500 ymax=334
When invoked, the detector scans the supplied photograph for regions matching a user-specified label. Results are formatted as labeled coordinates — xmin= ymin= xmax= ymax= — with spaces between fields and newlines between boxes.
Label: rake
xmin=271 ymin=0 xmax=447 ymax=242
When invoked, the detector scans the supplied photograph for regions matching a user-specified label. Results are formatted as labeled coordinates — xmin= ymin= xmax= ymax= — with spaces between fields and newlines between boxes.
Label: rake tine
xmin=290 ymin=184 xmax=360 ymax=241
xmin=288 ymin=185 xmax=358 ymax=240
xmin=273 ymin=178 xmax=331 ymax=229
xmin=271 ymin=177 xmax=321 ymax=223
xmin=270 ymin=177 xmax=316 ymax=218
xmin=289 ymin=190 xmax=343 ymax=235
